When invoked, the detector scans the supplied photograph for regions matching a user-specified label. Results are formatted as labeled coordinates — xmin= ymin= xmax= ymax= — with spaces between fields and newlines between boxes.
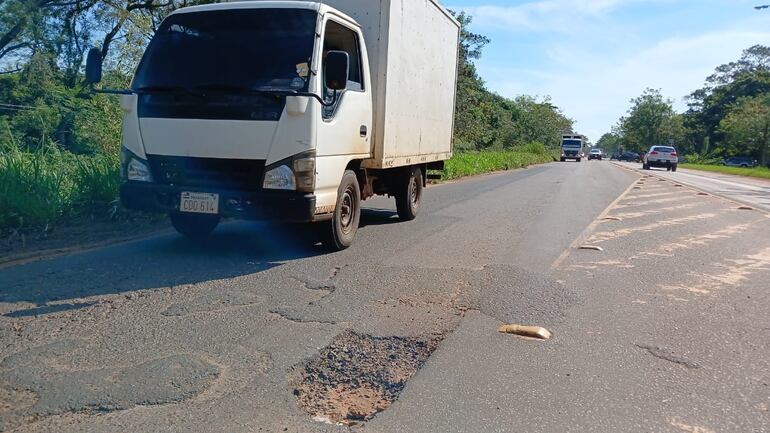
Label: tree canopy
xmin=607 ymin=45 xmax=770 ymax=163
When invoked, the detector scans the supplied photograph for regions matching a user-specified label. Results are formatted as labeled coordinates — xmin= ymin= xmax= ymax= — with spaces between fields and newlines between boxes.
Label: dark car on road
xmin=723 ymin=156 xmax=757 ymax=168
xmin=617 ymin=152 xmax=641 ymax=162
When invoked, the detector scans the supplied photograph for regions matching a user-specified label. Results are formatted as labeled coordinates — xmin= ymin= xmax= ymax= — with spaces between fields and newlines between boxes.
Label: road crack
xmin=269 ymin=310 xmax=339 ymax=326
xmin=635 ymin=344 xmax=701 ymax=369
xmin=292 ymin=266 xmax=346 ymax=296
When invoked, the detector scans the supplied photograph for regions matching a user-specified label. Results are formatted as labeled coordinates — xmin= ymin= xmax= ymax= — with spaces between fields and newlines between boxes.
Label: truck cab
xmin=85 ymin=0 xmax=460 ymax=250
xmin=560 ymin=135 xmax=587 ymax=162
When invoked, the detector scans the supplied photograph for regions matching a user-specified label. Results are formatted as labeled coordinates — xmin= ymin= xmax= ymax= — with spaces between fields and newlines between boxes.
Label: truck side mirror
xmin=325 ymin=51 xmax=349 ymax=91
xmin=85 ymin=47 xmax=103 ymax=84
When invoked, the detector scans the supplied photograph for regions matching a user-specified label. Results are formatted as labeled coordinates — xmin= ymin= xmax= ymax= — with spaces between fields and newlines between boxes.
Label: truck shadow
xmin=360 ymin=208 xmax=400 ymax=227
xmin=0 ymin=221 xmax=322 ymax=314
xmin=1 ymin=209 xmax=407 ymax=316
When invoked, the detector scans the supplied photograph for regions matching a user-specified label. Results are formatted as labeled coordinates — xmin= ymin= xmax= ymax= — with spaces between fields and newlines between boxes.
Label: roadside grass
xmin=680 ymin=163 xmax=770 ymax=180
xmin=0 ymin=148 xmax=120 ymax=231
xmin=442 ymin=143 xmax=556 ymax=180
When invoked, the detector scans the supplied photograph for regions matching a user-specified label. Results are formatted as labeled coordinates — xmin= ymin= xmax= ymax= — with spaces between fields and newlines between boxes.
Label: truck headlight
xmin=293 ymin=157 xmax=315 ymax=192
xmin=263 ymin=151 xmax=316 ymax=192
xmin=263 ymin=165 xmax=296 ymax=190
xmin=121 ymin=147 xmax=153 ymax=182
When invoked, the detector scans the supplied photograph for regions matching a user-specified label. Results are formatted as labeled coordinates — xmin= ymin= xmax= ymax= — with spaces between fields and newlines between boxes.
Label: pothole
xmin=289 ymin=331 xmax=444 ymax=426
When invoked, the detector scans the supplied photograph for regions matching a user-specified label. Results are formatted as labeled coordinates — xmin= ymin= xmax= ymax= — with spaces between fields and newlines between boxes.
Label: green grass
xmin=680 ymin=163 xmax=770 ymax=180
xmin=442 ymin=143 xmax=556 ymax=180
xmin=0 ymin=148 xmax=119 ymax=230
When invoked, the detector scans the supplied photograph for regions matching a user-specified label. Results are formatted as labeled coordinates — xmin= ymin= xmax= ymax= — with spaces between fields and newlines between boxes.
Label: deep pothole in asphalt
xmin=289 ymin=330 xmax=445 ymax=426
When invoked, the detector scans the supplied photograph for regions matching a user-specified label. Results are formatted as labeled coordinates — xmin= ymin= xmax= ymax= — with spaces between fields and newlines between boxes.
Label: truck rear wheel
xmin=170 ymin=212 xmax=220 ymax=239
xmin=320 ymin=170 xmax=361 ymax=251
xmin=395 ymin=166 xmax=423 ymax=221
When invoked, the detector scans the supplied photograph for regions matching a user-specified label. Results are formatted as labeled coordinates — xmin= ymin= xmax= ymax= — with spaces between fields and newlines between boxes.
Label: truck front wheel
xmin=170 ymin=212 xmax=220 ymax=239
xmin=395 ymin=166 xmax=423 ymax=221
xmin=321 ymin=170 xmax=361 ymax=251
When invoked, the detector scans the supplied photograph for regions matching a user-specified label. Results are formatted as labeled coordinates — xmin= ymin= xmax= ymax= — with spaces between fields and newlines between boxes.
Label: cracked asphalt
xmin=1 ymin=161 xmax=769 ymax=432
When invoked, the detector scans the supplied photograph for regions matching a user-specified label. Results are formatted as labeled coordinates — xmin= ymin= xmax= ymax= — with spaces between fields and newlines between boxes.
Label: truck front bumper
xmin=120 ymin=183 xmax=318 ymax=223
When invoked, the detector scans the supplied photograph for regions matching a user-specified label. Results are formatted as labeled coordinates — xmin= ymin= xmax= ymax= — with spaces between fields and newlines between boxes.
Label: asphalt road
xmin=1 ymin=161 xmax=768 ymax=432
xmin=616 ymin=161 xmax=770 ymax=212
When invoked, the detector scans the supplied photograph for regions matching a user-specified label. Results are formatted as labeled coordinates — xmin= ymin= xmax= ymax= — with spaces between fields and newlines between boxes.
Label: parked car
xmin=617 ymin=152 xmax=640 ymax=162
xmin=643 ymin=146 xmax=678 ymax=171
xmin=723 ymin=156 xmax=757 ymax=168
xmin=588 ymin=149 xmax=604 ymax=160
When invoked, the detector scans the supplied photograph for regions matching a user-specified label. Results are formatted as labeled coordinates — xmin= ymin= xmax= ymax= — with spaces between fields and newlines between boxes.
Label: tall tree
xmin=619 ymin=88 xmax=681 ymax=151
xmin=686 ymin=45 xmax=770 ymax=153
xmin=719 ymin=94 xmax=770 ymax=165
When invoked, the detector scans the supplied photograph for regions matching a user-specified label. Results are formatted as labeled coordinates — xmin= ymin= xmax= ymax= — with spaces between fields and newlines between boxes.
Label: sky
xmin=444 ymin=0 xmax=770 ymax=142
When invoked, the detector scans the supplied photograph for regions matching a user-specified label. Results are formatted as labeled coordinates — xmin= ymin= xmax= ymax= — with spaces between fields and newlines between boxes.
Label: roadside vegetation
xmin=442 ymin=143 xmax=556 ymax=180
xmin=0 ymin=3 xmax=573 ymax=239
xmin=598 ymin=45 xmax=770 ymax=172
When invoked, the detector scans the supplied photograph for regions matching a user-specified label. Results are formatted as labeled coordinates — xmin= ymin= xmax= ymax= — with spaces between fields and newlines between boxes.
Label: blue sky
xmin=444 ymin=0 xmax=770 ymax=142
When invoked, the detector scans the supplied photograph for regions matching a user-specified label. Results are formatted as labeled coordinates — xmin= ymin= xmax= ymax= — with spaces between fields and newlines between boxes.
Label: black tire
xmin=395 ymin=166 xmax=423 ymax=221
xmin=170 ymin=212 xmax=220 ymax=239
xmin=320 ymin=170 xmax=361 ymax=251
xmin=576 ymin=158 xmax=581 ymax=162
xmin=643 ymin=163 xmax=649 ymax=170
xmin=560 ymin=157 xmax=565 ymax=162
xmin=671 ymin=164 xmax=677 ymax=172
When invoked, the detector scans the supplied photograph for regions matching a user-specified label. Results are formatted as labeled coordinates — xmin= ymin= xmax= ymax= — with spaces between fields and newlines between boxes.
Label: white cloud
xmin=457 ymin=0 xmax=669 ymax=33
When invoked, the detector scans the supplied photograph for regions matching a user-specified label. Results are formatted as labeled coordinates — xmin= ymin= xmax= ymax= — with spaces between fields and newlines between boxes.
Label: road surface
xmin=1 ymin=161 xmax=768 ymax=433
xmin=616 ymin=161 xmax=770 ymax=211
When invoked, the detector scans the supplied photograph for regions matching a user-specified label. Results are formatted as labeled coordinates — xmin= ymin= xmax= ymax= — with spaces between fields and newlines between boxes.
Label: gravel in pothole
xmin=289 ymin=330 xmax=444 ymax=425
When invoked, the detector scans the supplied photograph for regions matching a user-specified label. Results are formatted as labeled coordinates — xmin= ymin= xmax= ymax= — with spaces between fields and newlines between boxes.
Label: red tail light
xmin=650 ymin=151 xmax=659 ymax=155
xmin=671 ymin=152 xmax=678 ymax=156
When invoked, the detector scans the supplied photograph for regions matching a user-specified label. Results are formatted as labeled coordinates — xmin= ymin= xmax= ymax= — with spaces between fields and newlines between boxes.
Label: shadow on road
xmin=0 ymin=207 xmax=408 ymax=316
xmin=0 ymin=203 xmax=409 ymax=317
xmin=360 ymin=208 xmax=400 ymax=227
xmin=0 ymin=221 xmax=322 ymax=313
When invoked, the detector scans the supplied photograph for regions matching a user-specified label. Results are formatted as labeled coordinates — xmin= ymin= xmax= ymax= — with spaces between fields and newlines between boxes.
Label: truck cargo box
xmin=319 ymin=0 xmax=460 ymax=168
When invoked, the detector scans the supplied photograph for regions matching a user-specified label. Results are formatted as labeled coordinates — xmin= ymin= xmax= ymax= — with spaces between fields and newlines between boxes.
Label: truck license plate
xmin=180 ymin=192 xmax=219 ymax=215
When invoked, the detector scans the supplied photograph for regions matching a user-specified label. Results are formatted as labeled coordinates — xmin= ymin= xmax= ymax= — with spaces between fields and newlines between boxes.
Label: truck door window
xmin=322 ymin=20 xmax=364 ymax=119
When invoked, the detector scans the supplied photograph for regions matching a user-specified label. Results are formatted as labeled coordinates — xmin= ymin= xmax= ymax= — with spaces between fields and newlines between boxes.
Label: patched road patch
xmin=0 ymin=351 xmax=219 ymax=429
xmin=289 ymin=331 xmax=444 ymax=426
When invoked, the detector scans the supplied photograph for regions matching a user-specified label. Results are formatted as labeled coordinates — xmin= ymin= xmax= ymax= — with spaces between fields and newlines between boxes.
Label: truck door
xmin=317 ymin=18 xmax=372 ymax=157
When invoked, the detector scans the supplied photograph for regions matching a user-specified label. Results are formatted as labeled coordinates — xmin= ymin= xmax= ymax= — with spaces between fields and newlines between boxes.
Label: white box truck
xmin=85 ymin=0 xmax=460 ymax=250
xmin=560 ymin=134 xmax=587 ymax=162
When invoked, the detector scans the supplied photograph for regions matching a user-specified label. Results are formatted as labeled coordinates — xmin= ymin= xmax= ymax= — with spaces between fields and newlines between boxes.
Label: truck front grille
xmin=147 ymin=155 xmax=266 ymax=190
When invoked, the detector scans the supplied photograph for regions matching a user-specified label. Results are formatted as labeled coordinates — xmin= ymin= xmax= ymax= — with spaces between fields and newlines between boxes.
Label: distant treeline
xmin=598 ymin=45 xmax=770 ymax=166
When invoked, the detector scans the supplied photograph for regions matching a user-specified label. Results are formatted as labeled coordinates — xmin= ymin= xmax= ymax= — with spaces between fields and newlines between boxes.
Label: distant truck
xmin=561 ymin=135 xmax=587 ymax=162
xmin=85 ymin=0 xmax=461 ymax=250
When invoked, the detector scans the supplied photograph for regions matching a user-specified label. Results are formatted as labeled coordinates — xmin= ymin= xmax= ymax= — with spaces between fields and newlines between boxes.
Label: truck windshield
xmin=133 ymin=9 xmax=317 ymax=93
xmin=562 ymin=140 xmax=582 ymax=148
